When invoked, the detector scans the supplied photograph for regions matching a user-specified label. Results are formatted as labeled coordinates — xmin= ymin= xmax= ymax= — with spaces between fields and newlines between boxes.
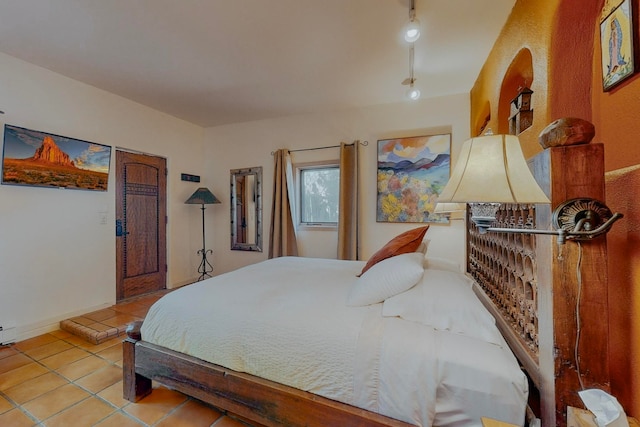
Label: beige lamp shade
xmin=438 ymin=134 xmax=550 ymax=204
xmin=433 ymin=202 xmax=466 ymax=213
xmin=434 ymin=202 xmax=466 ymax=220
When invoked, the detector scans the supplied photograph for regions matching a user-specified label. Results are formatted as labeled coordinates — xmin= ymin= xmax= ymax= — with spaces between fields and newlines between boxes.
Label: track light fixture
xmin=404 ymin=0 xmax=421 ymax=43
xmin=402 ymin=45 xmax=420 ymax=100
xmin=406 ymin=83 xmax=421 ymax=101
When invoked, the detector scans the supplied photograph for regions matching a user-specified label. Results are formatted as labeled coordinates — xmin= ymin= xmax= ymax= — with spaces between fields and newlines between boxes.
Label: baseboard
xmin=11 ymin=282 xmax=198 ymax=344
xmin=12 ymin=302 xmax=113 ymax=343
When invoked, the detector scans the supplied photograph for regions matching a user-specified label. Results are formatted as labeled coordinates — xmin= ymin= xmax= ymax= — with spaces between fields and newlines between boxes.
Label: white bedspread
xmin=141 ymin=257 xmax=527 ymax=426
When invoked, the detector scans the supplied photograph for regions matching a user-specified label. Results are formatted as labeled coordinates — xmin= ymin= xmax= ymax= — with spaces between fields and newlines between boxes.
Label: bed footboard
xmin=122 ymin=321 xmax=415 ymax=427
xmin=123 ymin=321 xmax=152 ymax=402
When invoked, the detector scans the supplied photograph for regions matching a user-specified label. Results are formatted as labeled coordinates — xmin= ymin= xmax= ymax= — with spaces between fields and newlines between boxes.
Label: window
xmin=297 ymin=163 xmax=339 ymax=226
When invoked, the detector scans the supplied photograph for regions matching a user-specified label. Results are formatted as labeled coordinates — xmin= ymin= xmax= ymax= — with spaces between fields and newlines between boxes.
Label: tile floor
xmin=59 ymin=291 xmax=172 ymax=344
xmin=0 ymin=292 xmax=258 ymax=427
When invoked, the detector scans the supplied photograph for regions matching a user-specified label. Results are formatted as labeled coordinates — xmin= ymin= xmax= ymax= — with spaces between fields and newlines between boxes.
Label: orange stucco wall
xmin=606 ymin=165 xmax=640 ymax=416
xmin=592 ymin=0 xmax=640 ymax=416
xmin=472 ymin=0 xmax=640 ymax=417
xmin=470 ymin=1 xmax=558 ymax=158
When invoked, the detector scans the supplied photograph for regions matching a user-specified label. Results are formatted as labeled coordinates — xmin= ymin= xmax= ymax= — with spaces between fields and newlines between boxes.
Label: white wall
xmin=0 ymin=53 xmax=205 ymax=341
xmin=204 ymin=94 xmax=471 ymax=275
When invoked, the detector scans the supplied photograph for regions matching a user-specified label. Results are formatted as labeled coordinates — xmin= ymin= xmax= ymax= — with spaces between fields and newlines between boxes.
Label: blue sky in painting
xmin=378 ymin=134 xmax=450 ymax=164
xmin=2 ymin=125 xmax=111 ymax=173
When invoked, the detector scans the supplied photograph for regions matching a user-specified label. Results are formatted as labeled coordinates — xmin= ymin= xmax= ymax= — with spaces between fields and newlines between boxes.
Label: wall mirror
xmin=230 ymin=166 xmax=262 ymax=251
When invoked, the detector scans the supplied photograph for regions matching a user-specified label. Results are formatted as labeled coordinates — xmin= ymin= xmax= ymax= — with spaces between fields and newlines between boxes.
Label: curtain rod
xmin=271 ymin=140 xmax=368 ymax=156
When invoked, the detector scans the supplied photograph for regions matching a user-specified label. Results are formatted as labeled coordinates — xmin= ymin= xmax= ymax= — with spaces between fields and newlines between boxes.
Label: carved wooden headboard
xmin=467 ymin=142 xmax=611 ymax=427
xmin=468 ymin=203 xmax=539 ymax=361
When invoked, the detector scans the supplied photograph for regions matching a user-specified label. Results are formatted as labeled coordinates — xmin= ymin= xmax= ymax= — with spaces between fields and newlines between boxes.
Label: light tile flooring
xmin=0 ymin=292 xmax=256 ymax=427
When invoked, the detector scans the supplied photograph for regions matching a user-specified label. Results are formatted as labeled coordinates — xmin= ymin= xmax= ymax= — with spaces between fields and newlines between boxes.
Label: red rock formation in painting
xmin=31 ymin=136 xmax=75 ymax=167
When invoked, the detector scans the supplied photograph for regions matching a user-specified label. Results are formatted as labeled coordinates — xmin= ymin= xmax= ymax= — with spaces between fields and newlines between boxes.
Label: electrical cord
xmin=574 ymin=241 xmax=585 ymax=390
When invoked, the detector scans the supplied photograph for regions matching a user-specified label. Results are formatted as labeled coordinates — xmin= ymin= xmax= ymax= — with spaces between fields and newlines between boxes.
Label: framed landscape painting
xmin=377 ymin=133 xmax=451 ymax=223
xmin=2 ymin=124 xmax=111 ymax=191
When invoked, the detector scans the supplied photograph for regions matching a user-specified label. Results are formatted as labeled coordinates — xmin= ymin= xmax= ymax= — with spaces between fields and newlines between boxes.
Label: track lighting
xmin=406 ymin=81 xmax=420 ymax=100
xmin=402 ymin=45 xmax=420 ymax=100
xmin=404 ymin=0 xmax=421 ymax=43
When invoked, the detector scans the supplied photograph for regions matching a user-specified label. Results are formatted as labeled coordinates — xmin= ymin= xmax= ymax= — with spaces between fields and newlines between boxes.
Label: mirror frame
xmin=230 ymin=166 xmax=263 ymax=252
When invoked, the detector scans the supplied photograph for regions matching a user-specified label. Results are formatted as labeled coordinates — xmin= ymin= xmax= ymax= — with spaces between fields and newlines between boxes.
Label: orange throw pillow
xmin=358 ymin=226 xmax=429 ymax=276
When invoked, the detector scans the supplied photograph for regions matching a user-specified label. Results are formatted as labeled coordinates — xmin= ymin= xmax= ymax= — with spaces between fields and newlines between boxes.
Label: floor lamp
xmin=185 ymin=187 xmax=221 ymax=281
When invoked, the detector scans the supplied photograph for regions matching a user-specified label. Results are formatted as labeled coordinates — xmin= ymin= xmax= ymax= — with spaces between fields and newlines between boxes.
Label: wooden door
xmin=116 ymin=150 xmax=167 ymax=300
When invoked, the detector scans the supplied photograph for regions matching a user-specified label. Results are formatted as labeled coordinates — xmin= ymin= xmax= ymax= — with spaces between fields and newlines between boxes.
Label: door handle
xmin=116 ymin=219 xmax=129 ymax=237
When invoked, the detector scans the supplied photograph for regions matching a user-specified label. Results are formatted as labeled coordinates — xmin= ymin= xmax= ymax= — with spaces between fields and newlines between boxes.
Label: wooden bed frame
xmin=123 ymin=321 xmax=413 ymax=427
xmin=122 ymin=138 xmax=612 ymax=427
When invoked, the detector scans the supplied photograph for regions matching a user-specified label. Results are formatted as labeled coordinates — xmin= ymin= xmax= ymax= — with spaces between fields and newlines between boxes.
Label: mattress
xmin=141 ymin=256 xmax=527 ymax=426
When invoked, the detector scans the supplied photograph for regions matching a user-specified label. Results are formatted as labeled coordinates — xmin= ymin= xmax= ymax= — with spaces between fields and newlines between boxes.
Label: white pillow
xmin=382 ymin=269 xmax=503 ymax=345
xmin=416 ymin=239 xmax=430 ymax=254
xmin=346 ymin=252 xmax=424 ymax=307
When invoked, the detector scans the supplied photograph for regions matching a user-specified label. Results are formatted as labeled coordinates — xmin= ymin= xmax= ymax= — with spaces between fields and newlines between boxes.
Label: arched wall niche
xmin=473 ymin=100 xmax=491 ymax=136
xmin=498 ymin=47 xmax=534 ymax=135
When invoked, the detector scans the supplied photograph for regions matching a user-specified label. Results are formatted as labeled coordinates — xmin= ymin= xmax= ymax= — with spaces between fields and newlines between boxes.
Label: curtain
xmin=268 ymin=149 xmax=298 ymax=258
xmin=337 ymin=142 xmax=359 ymax=260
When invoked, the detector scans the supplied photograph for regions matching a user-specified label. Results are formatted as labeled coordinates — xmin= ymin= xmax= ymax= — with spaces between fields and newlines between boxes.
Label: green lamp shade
xmin=185 ymin=187 xmax=221 ymax=205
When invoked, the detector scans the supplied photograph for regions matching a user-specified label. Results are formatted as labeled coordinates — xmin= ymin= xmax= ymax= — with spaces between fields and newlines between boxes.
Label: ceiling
xmin=0 ymin=0 xmax=515 ymax=128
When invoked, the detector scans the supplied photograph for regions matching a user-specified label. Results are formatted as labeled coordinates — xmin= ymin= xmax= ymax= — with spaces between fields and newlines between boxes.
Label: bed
xmin=123 ymin=127 xmax=615 ymax=427
xmin=123 ymin=253 xmax=528 ymax=426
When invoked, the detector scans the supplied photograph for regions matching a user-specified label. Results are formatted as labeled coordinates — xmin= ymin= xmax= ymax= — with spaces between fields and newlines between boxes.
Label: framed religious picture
xmin=601 ymin=0 xmax=635 ymax=91
xmin=376 ymin=133 xmax=450 ymax=223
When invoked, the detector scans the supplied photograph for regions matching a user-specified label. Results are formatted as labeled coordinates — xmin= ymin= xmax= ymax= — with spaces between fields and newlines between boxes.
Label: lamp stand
xmin=196 ymin=204 xmax=213 ymax=281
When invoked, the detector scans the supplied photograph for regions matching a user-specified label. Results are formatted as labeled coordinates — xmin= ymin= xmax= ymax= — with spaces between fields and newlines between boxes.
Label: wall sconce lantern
xmin=509 ymin=86 xmax=534 ymax=135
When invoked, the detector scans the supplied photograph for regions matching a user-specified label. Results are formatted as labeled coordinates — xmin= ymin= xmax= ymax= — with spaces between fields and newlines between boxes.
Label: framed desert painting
xmin=377 ymin=133 xmax=450 ymax=223
xmin=2 ymin=124 xmax=112 ymax=191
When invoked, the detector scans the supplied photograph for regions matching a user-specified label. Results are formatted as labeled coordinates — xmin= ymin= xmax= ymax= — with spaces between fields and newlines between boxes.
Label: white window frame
xmin=295 ymin=160 xmax=340 ymax=230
